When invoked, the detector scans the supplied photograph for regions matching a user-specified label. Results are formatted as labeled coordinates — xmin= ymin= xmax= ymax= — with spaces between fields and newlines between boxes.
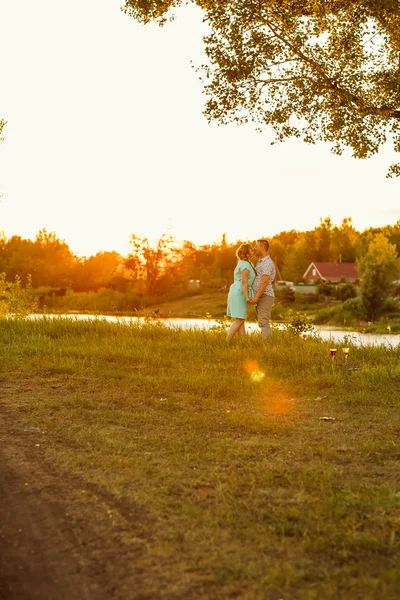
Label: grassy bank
xmin=1 ymin=318 xmax=400 ymax=598
xmin=138 ymin=291 xmax=232 ymax=319
xmin=39 ymin=290 xmax=234 ymax=320
xmin=38 ymin=288 xmax=400 ymax=333
xmin=142 ymin=294 xmax=400 ymax=333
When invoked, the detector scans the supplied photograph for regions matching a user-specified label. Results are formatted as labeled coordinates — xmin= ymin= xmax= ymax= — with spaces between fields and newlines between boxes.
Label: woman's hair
xmin=236 ymin=243 xmax=253 ymax=260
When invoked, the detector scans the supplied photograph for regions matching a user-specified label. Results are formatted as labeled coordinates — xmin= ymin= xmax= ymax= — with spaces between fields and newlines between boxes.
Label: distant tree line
xmin=0 ymin=219 xmax=399 ymax=302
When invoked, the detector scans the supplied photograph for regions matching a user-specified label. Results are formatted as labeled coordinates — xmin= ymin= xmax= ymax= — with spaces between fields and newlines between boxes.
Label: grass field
xmin=1 ymin=317 xmax=400 ymax=599
xmin=140 ymin=291 xmax=232 ymax=319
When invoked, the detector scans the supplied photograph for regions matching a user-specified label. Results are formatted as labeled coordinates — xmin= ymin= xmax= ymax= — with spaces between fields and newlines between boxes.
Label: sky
xmin=0 ymin=0 xmax=399 ymax=258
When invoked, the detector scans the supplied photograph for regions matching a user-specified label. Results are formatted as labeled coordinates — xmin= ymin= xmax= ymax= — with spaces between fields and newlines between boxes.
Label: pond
xmin=29 ymin=313 xmax=399 ymax=347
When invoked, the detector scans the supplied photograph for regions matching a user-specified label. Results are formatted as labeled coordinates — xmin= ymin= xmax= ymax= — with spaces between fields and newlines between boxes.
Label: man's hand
xmin=249 ymin=297 xmax=258 ymax=305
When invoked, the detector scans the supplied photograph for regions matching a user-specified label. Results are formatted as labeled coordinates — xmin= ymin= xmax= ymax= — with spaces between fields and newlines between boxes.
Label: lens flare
xmin=244 ymin=359 xmax=265 ymax=383
xmin=257 ymin=380 xmax=296 ymax=418
xmin=244 ymin=359 xmax=260 ymax=374
xmin=265 ymin=393 xmax=293 ymax=415
xmin=251 ymin=371 xmax=265 ymax=383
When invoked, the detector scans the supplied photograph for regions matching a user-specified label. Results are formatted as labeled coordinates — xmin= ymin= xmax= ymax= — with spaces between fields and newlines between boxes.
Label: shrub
xmin=312 ymin=297 xmax=362 ymax=325
xmin=341 ymin=296 xmax=362 ymax=316
xmin=295 ymin=293 xmax=319 ymax=305
xmin=336 ymin=282 xmax=357 ymax=301
xmin=0 ymin=274 xmax=37 ymax=316
xmin=383 ymin=297 xmax=400 ymax=313
xmin=285 ymin=310 xmax=315 ymax=336
xmin=276 ymin=286 xmax=295 ymax=304
xmin=43 ymin=289 xmax=143 ymax=313
xmin=317 ymin=281 xmax=335 ymax=298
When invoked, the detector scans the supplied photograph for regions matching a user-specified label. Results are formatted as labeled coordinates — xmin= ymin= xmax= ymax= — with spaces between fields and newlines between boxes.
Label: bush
xmin=341 ymin=296 xmax=362 ymax=316
xmin=336 ymin=282 xmax=357 ymax=301
xmin=312 ymin=305 xmax=338 ymax=324
xmin=275 ymin=286 xmax=295 ymax=304
xmin=43 ymin=289 xmax=143 ymax=313
xmin=317 ymin=281 xmax=357 ymax=302
xmin=0 ymin=274 xmax=37 ymax=316
xmin=295 ymin=293 xmax=319 ymax=305
xmin=312 ymin=297 xmax=362 ymax=325
xmin=317 ymin=281 xmax=335 ymax=297
xmin=383 ymin=297 xmax=400 ymax=313
xmin=285 ymin=310 xmax=315 ymax=335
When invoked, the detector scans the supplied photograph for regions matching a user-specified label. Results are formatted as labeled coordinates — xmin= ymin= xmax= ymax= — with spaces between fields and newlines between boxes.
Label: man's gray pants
xmin=255 ymin=295 xmax=274 ymax=339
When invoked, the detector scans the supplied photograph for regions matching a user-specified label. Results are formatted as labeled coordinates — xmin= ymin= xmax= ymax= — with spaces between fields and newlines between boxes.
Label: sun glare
xmin=244 ymin=359 xmax=295 ymax=416
xmin=244 ymin=359 xmax=266 ymax=383
xmin=262 ymin=392 xmax=294 ymax=416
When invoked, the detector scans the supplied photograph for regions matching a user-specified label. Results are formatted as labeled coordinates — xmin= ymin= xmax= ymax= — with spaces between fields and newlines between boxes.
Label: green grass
xmin=312 ymin=304 xmax=400 ymax=332
xmin=40 ymin=290 xmax=233 ymax=320
xmin=137 ymin=291 xmax=232 ymax=319
xmin=1 ymin=317 xmax=400 ymax=599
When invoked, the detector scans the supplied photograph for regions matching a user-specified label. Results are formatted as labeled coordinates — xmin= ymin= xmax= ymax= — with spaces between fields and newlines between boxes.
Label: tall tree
xmin=383 ymin=219 xmax=400 ymax=255
xmin=32 ymin=229 xmax=75 ymax=287
xmin=358 ymin=233 xmax=399 ymax=320
xmin=331 ymin=218 xmax=359 ymax=262
xmin=0 ymin=236 xmax=35 ymax=283
xmin=123 ymin=0 xmax=400 ymax=175
xmin=73 ymin=251 xmax=122 ymax=291
xmin=125 ymin=233 xmax=182 ymax=296
xmin=315 ymin=217 xmax=332 ymax=262
xmin=281 ymin=230 xmax=317 ymax=281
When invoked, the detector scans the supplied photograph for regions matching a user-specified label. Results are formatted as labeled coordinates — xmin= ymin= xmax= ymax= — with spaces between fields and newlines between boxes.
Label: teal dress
xmin=226 ymin=260 xmax=256 ymax=319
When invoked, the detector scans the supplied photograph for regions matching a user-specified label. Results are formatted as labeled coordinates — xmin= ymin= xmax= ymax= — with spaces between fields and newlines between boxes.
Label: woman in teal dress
xmin=226 ymin=243 xmax=256 ymax=339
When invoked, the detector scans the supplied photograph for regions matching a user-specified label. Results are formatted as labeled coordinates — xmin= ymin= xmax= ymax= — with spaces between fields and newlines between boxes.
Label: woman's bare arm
xmin=241 ymin=269 xmax=250 ymax=301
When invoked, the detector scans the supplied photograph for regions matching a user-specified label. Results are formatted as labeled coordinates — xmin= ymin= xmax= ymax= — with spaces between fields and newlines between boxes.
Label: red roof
xmin=305 ymin=262 xmax=359 ymax=283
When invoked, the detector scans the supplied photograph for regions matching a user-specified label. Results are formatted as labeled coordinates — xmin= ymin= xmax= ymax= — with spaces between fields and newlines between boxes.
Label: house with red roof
xmin=303 ymin=262 xmax=359 ymax=284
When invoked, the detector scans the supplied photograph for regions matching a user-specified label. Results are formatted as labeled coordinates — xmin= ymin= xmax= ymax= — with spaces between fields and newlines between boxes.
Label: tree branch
xmin=262 ymin=16 xmax=400 ymax=120
xmin=253 ymin=76 xmax=309 ymax=85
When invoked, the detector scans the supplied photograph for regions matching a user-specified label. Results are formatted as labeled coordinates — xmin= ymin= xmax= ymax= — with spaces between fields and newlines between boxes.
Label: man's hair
xmin=257 ymin=239 xmax=270 ymax=252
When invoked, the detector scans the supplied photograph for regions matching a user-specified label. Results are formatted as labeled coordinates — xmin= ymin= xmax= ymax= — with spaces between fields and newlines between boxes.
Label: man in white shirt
xmin=250 ymin=239 xmax=276 ymax=339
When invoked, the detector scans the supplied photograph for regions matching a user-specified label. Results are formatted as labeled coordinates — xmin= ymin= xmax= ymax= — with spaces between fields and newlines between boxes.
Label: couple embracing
xmin=227 ymin=240 xmax=276 ymax=340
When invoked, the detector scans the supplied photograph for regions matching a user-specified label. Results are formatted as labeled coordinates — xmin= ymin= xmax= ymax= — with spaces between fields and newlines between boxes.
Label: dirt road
xmin=0 ymin=409 xmax=146 ymax=600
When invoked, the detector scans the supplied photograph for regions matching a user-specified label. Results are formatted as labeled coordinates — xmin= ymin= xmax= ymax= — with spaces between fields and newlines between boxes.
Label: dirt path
xmin=0 ymin=408 xmax=146 ymax=600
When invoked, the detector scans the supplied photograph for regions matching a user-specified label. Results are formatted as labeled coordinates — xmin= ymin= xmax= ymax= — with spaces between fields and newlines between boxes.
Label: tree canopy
xmin=1 ymin=217 xmax=399 ymax=293
xmin=123 ymin=0 xmax=400 ymax=175
xmin=358 ymin=232 xmax=399 ymax=319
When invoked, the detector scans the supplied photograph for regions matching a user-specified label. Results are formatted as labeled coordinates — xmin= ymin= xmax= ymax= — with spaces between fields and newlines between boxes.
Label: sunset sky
xmin=0 ymin=0 xmax=399 ymax=257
